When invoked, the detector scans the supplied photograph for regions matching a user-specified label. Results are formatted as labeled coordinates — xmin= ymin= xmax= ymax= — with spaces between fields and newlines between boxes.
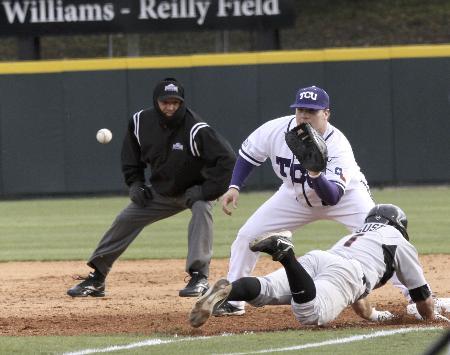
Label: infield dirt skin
xmin=0 ymin=256 xmax=449 ymax=336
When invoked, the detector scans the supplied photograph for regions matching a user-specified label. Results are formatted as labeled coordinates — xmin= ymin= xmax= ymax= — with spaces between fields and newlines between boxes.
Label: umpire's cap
xmin=154 ymin=77 xmax=184 ymax=102
xmin=290 ymin=86 xmax=329 ymax=110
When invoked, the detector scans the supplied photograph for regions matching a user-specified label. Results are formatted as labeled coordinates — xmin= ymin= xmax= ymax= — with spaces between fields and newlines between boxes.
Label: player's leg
xmin=191 ymin=235 xmax=324 ymax=327
xmin=250 ymin=233 xmax=316 ymax=304
xmin=200 ymin=236 xmax=316 ymax=326
xmin=179 ymin=200 xmax=214 ymax=297
xmin=191 ymin=258 xmax=301 ymax=328
xmin=291 ymin=251 xmax=366 ymax=325
xmin=67 ymin=189 xmax=185 ymax=297
xmin=251 ymin=234 xmax=366 ymax=326
xmin=218 ymin=186 xmax=312 ymax=314
xmin=189 ymin=276 xmax=260 ymax=328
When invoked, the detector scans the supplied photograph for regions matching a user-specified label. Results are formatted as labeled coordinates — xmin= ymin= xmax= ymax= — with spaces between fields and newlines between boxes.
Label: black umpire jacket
xmin=121 ymin=104 xmax=236 ymax=200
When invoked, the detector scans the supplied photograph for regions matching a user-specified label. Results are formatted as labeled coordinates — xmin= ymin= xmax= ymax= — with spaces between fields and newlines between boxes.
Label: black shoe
xmin=189 ymin=278 xmax=232 ymax=328
xmin=179 ymin=272 xmax=209 ymax=297
xmin=67 ymin=272 xmax=105 ymax=297
xmin=249 ymin=231 xmax=294 ymax=261
xmin=212 ymin=300 xmax=245 ymax=316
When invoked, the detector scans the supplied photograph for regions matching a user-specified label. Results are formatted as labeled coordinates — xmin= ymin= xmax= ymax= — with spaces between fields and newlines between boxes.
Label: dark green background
xmin=0 ymin=56 xmax=448 ymax=197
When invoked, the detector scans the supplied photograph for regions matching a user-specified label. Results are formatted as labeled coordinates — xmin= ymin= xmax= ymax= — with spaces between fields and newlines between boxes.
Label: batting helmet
xmin=364 ymin=204 xmax=409 ymax=240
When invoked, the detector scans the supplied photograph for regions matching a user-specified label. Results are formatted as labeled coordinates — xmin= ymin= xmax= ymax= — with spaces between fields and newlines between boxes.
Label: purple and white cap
xmin=290 ymin=86 xmax=330 ymax=110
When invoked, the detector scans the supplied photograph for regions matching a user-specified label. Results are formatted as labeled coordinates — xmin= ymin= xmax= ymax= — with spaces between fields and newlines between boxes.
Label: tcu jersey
xmin=227 ymin=115 xmax=375 ymax=311
xmin=252 ymin=223 xmax=429 ymax=325
xmin=239 ymin=115 xmax=370 ymax=207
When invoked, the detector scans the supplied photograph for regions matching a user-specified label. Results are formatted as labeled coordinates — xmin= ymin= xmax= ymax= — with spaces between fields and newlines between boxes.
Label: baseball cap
xmin=290 ymin=86 xmax=329 ymax=110
xmin=154 ymin=78 xmax=184 ymax=102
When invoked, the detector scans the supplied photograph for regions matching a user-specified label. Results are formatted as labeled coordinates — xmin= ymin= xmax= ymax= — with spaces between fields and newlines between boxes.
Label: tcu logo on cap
xmin=299 ymin=91 xmax=317 ymax=100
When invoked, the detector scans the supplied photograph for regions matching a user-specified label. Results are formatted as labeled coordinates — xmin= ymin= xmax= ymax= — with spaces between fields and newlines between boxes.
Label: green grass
xmin=0 ymin=328 xmax=446 ymax=354
xmin=0 ymin=186 xmax=449 ymax=261
xmin=0 ymin=187 xmax=448 ymax=353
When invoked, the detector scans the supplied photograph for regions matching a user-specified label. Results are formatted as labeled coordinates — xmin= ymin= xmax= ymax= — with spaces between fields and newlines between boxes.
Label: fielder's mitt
xmin=285 ymin=123 xmax=328 ymax=172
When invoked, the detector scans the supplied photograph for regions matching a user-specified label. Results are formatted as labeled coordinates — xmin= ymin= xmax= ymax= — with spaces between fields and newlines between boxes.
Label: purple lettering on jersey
xmin=275 ymin=156 xmax=291 ymax=177
xmin=276 ymin=156 xmax=308 ymax=183
xmin=291 ymin=163 xmax=306 ymax=183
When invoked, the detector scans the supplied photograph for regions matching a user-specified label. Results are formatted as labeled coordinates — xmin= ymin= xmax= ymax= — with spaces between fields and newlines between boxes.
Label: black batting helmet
xmin=364 ymin=204 xmax=409 ymax=240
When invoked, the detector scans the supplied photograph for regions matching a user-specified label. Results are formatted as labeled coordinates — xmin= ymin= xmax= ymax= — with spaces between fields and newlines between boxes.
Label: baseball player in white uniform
xmin=218 ymin=85 xmax=375 ymax=315
xmin=190 ymin=204 xmax=449 ymax=328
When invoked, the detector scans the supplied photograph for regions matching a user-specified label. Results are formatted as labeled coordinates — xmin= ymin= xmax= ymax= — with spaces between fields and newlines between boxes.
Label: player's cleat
xmin=212 ymin=300 xmax=245 ymax=316
xmin=179 ymin=272 xmax=209 ymax=297
xmin=67 ymin=272 xmax=105 ymax=297
xmin=189 ymin=278 xmax=233 ymax=327
xmin=249 ymin=231 xmax=294 ymax=261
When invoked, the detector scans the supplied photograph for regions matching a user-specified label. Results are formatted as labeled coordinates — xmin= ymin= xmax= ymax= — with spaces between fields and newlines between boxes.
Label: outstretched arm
xmin=416 ymin=296 xmax=434 ymax=320
xmin=351 ymin=298 xmax=372 ymax=320
xmin=352 ymin=298 xmax=395 ymax=322
xmin=222 ymin=156 xmax=256 ymax=215
xmin=307 ymin=173 xmax=344 ymax=206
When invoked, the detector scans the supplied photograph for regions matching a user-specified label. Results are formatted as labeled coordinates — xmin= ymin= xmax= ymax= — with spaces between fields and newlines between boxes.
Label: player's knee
xmin=114 ymin=212 xmax=134 ymax=224
xmin=296 ymin=315 xmax=319 ymax=325
xmin=236 ymin=227 xmax=260 ymax=242
xmin=292 ymin=301 xmax=320 ymax=325
xmin=293 ymin=310 xmax=320 ymax=325
xmin=190 ymin=200 xmax=212 ymax=214
xmin=230 ymin=277 xmax=261 ymax=302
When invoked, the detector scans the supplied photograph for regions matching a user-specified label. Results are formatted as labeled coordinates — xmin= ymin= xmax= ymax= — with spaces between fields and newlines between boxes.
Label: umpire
xmin=67 ymin=77 xmax=236 ymax=298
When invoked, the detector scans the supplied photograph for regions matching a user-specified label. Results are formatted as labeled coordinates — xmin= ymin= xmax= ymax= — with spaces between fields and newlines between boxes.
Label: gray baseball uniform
xmin=249 ymin=223 xmax=429 ymax=325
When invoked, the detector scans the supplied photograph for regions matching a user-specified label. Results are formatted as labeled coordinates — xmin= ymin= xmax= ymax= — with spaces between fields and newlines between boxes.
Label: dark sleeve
xmin=307 ymin=173 xmax=344 ymax=205
xmin=121 ymin=118 xmax=146 ymax=186
xmin=409 ymin=284 xmax=431 ymax=303
xmin=229 ymin=156 xmax=256 ymax=190
xmin=195 ymin=127 xmax=236 ymax=201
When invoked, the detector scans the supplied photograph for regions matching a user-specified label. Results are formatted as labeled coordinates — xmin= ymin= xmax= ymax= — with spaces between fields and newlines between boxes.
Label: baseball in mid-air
xmin=96 ymin=128 xmax=113 ymax=144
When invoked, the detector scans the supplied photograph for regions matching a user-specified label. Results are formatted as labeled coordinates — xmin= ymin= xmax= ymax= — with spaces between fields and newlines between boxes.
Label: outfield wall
xmin=0 ymin=45 xmax=449 ymax=196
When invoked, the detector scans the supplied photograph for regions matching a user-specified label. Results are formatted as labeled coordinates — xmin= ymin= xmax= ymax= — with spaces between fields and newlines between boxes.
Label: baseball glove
xmin=285 ymin=123 xmax=328 ymax=172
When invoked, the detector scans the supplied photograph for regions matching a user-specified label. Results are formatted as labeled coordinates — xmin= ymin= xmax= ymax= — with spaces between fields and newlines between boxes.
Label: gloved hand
xmin=369 ymin=308 xmax=395 ymax=322
xmin=129 ymin=182 xmax=152 ymax=207
xmin=285 ymin=123 xmax=328 ymax=173
xmin=184 ymin=185 xmax=204 ymax=208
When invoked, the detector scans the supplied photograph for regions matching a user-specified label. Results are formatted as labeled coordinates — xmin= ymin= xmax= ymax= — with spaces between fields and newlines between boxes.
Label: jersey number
xmin=344 ymin=233 xmax=364 ymax=247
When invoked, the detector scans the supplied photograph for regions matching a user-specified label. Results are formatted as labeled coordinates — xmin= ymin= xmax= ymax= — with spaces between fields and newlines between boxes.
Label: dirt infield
xmin=0 ymin=255 xmax=449 ymax=336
